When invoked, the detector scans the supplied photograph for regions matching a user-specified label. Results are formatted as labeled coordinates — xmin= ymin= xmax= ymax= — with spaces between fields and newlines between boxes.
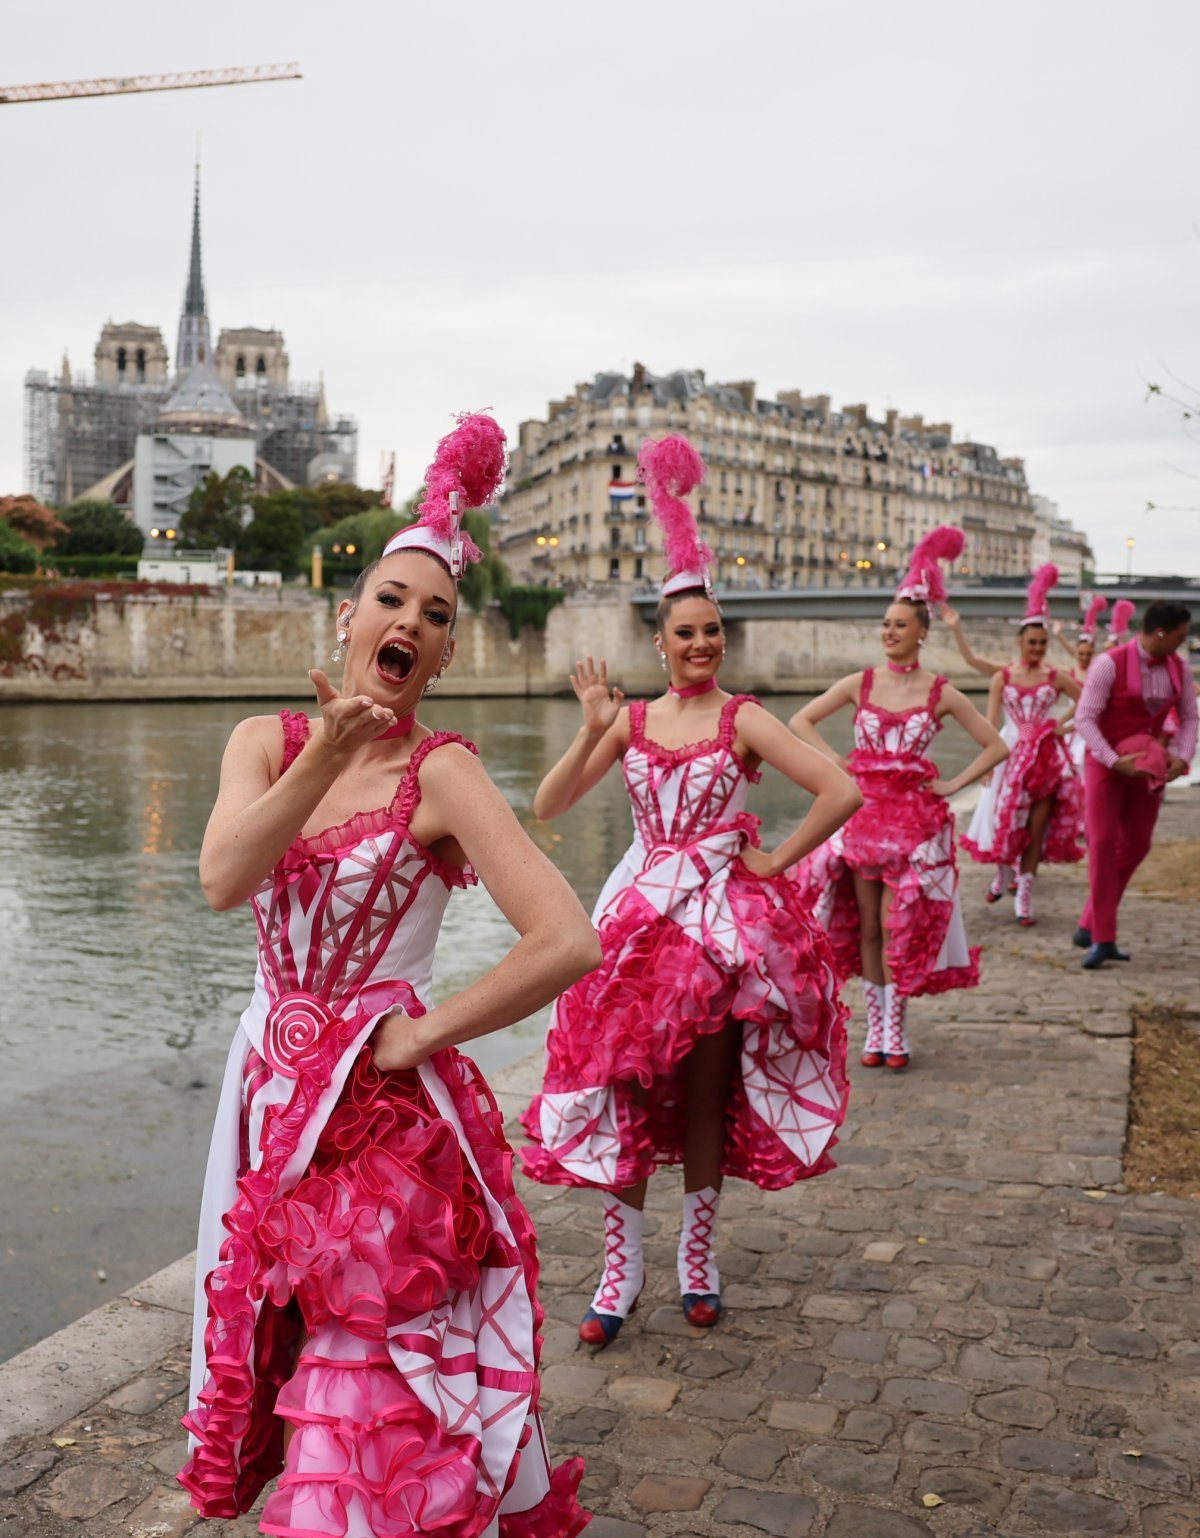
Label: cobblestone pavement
xmin=1 ymin=797 xmax=1197 ymax=1538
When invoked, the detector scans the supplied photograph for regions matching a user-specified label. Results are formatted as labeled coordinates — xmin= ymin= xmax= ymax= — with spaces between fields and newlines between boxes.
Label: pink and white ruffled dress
xmin=520 ymin=693 xmax=849 ymax=1195
xmin=792 ymin=670 xmax=979 ymax=999
xmin=180 ymin=713 xmax=587 ymax=1538
xmin=961 ymin=669 xmax=1083 ymax=869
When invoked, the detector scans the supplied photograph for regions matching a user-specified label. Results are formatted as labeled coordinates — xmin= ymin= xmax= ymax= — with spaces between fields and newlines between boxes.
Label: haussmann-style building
xmin=499 ymin=365 xmax=1064 ymax=591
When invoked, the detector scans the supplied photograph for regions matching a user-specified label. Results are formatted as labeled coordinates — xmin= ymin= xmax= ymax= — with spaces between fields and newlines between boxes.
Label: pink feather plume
xmin=414 ymin=412 xmax=508 ymax=566
xmin=637 ymin=435 xmax=713 ymax=577
xmin=1081 ymin=594 xmax=1108 ymax=635
xmin=1024 ymin=562 xmax=1059 ymax=619
xmin=897 ymin=524 xmax=964 ymax=605
xmin=1110 ymin=598 xmax=1136 ymax=637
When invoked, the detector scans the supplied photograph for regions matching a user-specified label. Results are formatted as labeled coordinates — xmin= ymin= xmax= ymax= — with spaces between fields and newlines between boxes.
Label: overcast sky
xmin=5 ymin=0 xmax=1199 ymax=576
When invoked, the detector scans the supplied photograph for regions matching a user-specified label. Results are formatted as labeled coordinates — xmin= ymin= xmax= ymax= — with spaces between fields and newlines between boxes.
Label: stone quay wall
xmin=0 ymin=586 xmax=1029 ymax=702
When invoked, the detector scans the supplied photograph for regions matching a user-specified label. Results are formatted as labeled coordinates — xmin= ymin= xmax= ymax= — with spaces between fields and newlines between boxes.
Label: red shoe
xmin=682 ymin=1293 xmax=721 ymax=1327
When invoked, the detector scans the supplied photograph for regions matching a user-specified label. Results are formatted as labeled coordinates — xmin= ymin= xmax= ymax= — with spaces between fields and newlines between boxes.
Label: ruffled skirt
xmin=961 ymin=722 xmax=1083 ymax=868
xmin=794 ymin=759 xmax=980 ymax=999
xmin=183 ymin=1045 xmax=587 ymax=1538
xmin=521 ymin=831 xmax=849 ymax=1194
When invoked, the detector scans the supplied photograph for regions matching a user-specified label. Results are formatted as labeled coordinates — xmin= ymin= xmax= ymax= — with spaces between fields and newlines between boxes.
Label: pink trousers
xmin=1078 ymin=757 xmax=1163 ymax=944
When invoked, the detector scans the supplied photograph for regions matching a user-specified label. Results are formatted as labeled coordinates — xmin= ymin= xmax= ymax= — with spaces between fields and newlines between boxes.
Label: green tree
xmin=0 ymin=521 xmax=38 ymax=573
xmin=54 ymin=500 xmax=144 ymax=556
xmin=238 ymin=499 xmax=310 ymax=576
xmin=180 ymin=467 xmax=253 ymax=550
xmin=322 ymin=507 xmax=399 ymax=566
xmin=458 ymin=508 xmax=510 ymax=613
xmin=308 ymin=482 xmax=386 ymax=528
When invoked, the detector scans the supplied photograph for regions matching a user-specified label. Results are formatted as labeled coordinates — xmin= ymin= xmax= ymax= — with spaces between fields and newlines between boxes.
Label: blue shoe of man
xmin=1082 ymin=941 xmax=1131 ymax=969
xmin=1072 ymin=926 xmax=1092 ymax=949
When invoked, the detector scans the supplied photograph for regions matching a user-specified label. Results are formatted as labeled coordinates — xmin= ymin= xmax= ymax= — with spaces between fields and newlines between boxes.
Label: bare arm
xmin=533 ymin=657 xmax=627 ymax=819
xmin=787 ymin=674 xmax=861 ymax=770
xmin=940 ymin=604 xmax=1003 ymax=678
xmin=198 ymin=670 xmax=398 ymax=911
xmin=931 ymin=685 xmax=1009 ymax=797
xmin=373 ymin=748 xmax=602 ymax=1069
xmin=736 ymin=705 xmax=862 ymax=877
xmin=985 ymin=669 xmax=1004 ymax=729
xmin=1049 ymin=619 xmax=1077 ymax=663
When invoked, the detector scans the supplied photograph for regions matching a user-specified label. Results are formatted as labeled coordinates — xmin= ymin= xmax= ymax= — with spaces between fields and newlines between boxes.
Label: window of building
xmin=634 ymin=526 xmax=647 ymax=550
xmin=236 ymin=355 xmax=246 ymax=377
xmin=116 ymin=346 xmax=127 ymax=375
xmin=610 ymin=526 xmax=621 ymax=549
xmin=633 ymin=556 xmax=644 ymax=579
xmin=636 ymin=405 xmax=652 ymax=427
xmin=719 ymin=470 xmax=728 ymax=492
xmin=136 ymin=348 xmax=146 ymax=381
xmin=256 ymin=356 xmax=267 ymax=375
xmin=609 ymin=557 xmax=621 ymax=579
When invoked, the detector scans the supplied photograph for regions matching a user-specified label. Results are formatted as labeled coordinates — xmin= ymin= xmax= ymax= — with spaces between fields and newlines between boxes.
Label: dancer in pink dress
xmin=959 ymin=566 xmax=1083 ymax=925
xmin=521 ymin=436 xmax=860 ymax=1346
xmin=790 ymin=528 xmax=1007 ymax=1071
xmin=180 ymin=416 xmax=598 ymax=1538
xmin=1052 ymin=595 xmax=1107 ymax=775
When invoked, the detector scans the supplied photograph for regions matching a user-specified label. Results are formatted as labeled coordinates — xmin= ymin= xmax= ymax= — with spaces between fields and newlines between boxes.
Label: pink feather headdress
xmin=637 ymin=435 xmax=714 ymax=597
xmin=383 ymin=412 xmax=507 ymax=578
xmin=1109 ymin=598 xmax=1136 ymax=642
xmin=1022 ymin=562 xmax=1059 ymax=624
xmin=1079 ymin=594 xmax=1108 ymax=641
xmin=895 ymin=525 xmax=964 ymax=606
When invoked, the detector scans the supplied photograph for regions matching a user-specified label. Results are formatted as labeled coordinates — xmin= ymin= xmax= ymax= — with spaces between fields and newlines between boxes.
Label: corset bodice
xmin=1001 ymin=669 xmax=1060 ymax=732
xmin=623 ymin=695 xmax=760 ymax=852
xmin=852 ymin=669 xmax=945 ymax=763
xmin=251 ymin=717 xmax=476 ymax=1014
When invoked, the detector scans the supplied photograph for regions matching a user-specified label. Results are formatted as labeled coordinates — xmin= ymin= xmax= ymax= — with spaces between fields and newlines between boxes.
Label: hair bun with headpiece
xmin=1109 ymin=597 xmax=1136 ymax=642
xmin=895 ymin=525 xmax=964 ymax=607
xmin=1079 ymin=593 xmax=1108 ymax=641
xmin=638 ymin=435 xmax=714 ymax=598
xmin=383 ymin=412 xmax=507 ymax=577
xmin=1022 ymin=562 xmax=1059 ymax=625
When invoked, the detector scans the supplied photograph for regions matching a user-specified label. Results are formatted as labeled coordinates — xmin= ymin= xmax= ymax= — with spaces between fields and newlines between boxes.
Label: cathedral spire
xmin=175 ymin=162 xmax=213 ymax=375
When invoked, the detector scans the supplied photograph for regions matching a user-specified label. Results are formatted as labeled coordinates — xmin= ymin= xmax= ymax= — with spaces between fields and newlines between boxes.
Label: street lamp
xmin=1126 ymin=537 xmax=1135 ymax=580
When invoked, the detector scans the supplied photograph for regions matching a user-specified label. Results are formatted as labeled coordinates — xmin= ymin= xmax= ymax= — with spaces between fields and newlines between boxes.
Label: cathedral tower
xmin=174 ymin=165 xmax=212 ymax=375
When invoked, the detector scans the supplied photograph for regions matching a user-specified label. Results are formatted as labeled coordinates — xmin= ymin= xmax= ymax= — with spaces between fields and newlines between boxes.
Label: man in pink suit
xmin=1073 ymin=600 xmax=1195 ymax=968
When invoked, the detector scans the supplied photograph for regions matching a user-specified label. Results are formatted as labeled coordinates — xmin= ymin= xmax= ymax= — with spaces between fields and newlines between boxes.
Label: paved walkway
xmin=1 ymin=795 xmax=1197 ymax=1538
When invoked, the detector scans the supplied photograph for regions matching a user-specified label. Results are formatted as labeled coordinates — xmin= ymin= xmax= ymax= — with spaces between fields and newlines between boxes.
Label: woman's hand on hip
xmin=371 ymin=1010 xmax=432 ymax=1071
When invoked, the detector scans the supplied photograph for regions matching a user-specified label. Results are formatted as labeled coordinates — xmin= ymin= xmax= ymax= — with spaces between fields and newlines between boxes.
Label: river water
xmin=0 ymin=692 xmax=980 ymax=1359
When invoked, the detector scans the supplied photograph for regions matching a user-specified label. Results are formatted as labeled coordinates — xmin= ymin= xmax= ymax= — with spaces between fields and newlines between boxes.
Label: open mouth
xmin=376 ymin=640 xmax=415 ymax=685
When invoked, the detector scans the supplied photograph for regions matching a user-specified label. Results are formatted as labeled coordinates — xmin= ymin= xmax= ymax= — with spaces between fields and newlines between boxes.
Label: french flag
xmin=608 ymin=480 xmax=637 ymax=500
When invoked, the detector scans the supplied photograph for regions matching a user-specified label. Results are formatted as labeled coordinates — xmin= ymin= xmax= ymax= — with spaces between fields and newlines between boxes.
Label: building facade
xmin=1030 ymin=494 xmax=1094 ymax=585
xmin=22 ymin=170 xmax=356 ymax=508
xmin=499 ymin=367 xmax=1048 ymax=589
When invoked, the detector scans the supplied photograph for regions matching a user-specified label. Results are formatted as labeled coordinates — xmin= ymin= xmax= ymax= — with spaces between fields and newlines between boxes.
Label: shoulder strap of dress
xmin=1047 ymin=667 xmax=1057 ymax=686
xmin=1001 ymin=665 xmax=1011 ymax=685
xmin=628 ymin=698 xmax=648 ymax=744
xmin=721 ymin=692 xmax=760 ymax=744
xmin=395 ymin=730 xmax=480 ymax=825
xmin=860 ymin=667 xmax=874 ymax=705
xmin=928 ymin=675 xmax=947 ymax=711
xmin=278 ymin=709 xmax=311 ymax=772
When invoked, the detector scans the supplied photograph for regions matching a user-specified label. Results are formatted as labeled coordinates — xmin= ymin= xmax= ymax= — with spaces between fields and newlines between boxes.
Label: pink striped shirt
xmin=1075 ymin=640 xmax=1197 ymax=768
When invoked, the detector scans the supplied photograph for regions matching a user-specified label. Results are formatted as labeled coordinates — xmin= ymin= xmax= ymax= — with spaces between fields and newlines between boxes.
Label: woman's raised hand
xmin=309 ymin=668 xmax=396 ymax=756
xmin=940 ymin=603 xmax=961 ymax=627
xmin=569 ymin=656 xmax=625 ymax=736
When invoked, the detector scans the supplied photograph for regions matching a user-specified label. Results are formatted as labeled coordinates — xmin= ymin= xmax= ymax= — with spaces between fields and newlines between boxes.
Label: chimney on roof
xmin=631 ymin=361 xmax=647 ymax=395
xmin=727 ymin=380 xmax=756 ymax=409
xmin=885 ymin=408 xmax=898 ymax=435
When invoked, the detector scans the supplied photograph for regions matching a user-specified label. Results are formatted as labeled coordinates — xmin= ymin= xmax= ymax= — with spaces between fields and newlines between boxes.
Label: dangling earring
xmin=657 ymin=649 xmax=668 ymax=671
xmin=331 ymin=629 xmax=348 ymax=663
xmin=423 ymin=674 xmax=440 ymax=695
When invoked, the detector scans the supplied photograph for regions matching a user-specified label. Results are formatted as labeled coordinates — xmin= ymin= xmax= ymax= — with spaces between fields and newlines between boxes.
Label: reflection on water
xmin=0 ymin=691 xmax=983 ymax=1099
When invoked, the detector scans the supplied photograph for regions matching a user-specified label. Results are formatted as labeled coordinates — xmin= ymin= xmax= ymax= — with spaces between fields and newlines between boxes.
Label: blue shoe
xmin=1073 ymin=927 xmax=1092 ymax=949
xmin=1082 ymin=941 xmax=1131 ymax=969
xmin=579 ymin=1306 xmax=628 ymax=1346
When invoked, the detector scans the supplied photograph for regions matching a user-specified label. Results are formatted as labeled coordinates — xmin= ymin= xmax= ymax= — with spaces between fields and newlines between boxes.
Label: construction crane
xmin=0 ymin=63 xmax=301 ymax=106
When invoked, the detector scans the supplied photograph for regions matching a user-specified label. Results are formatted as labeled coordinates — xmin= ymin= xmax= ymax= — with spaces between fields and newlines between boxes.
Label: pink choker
xmin=669 ymin=677 xmax=719 ymax=699
xmin=375 ymin=712 xmax=416 ymax=740
xmin=885 ymin=659 xmax=919 ymax=673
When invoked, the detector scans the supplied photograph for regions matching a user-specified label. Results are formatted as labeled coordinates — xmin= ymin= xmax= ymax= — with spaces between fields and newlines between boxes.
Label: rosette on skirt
xmin=521 ymin=818 xmax=849 ymax=1194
